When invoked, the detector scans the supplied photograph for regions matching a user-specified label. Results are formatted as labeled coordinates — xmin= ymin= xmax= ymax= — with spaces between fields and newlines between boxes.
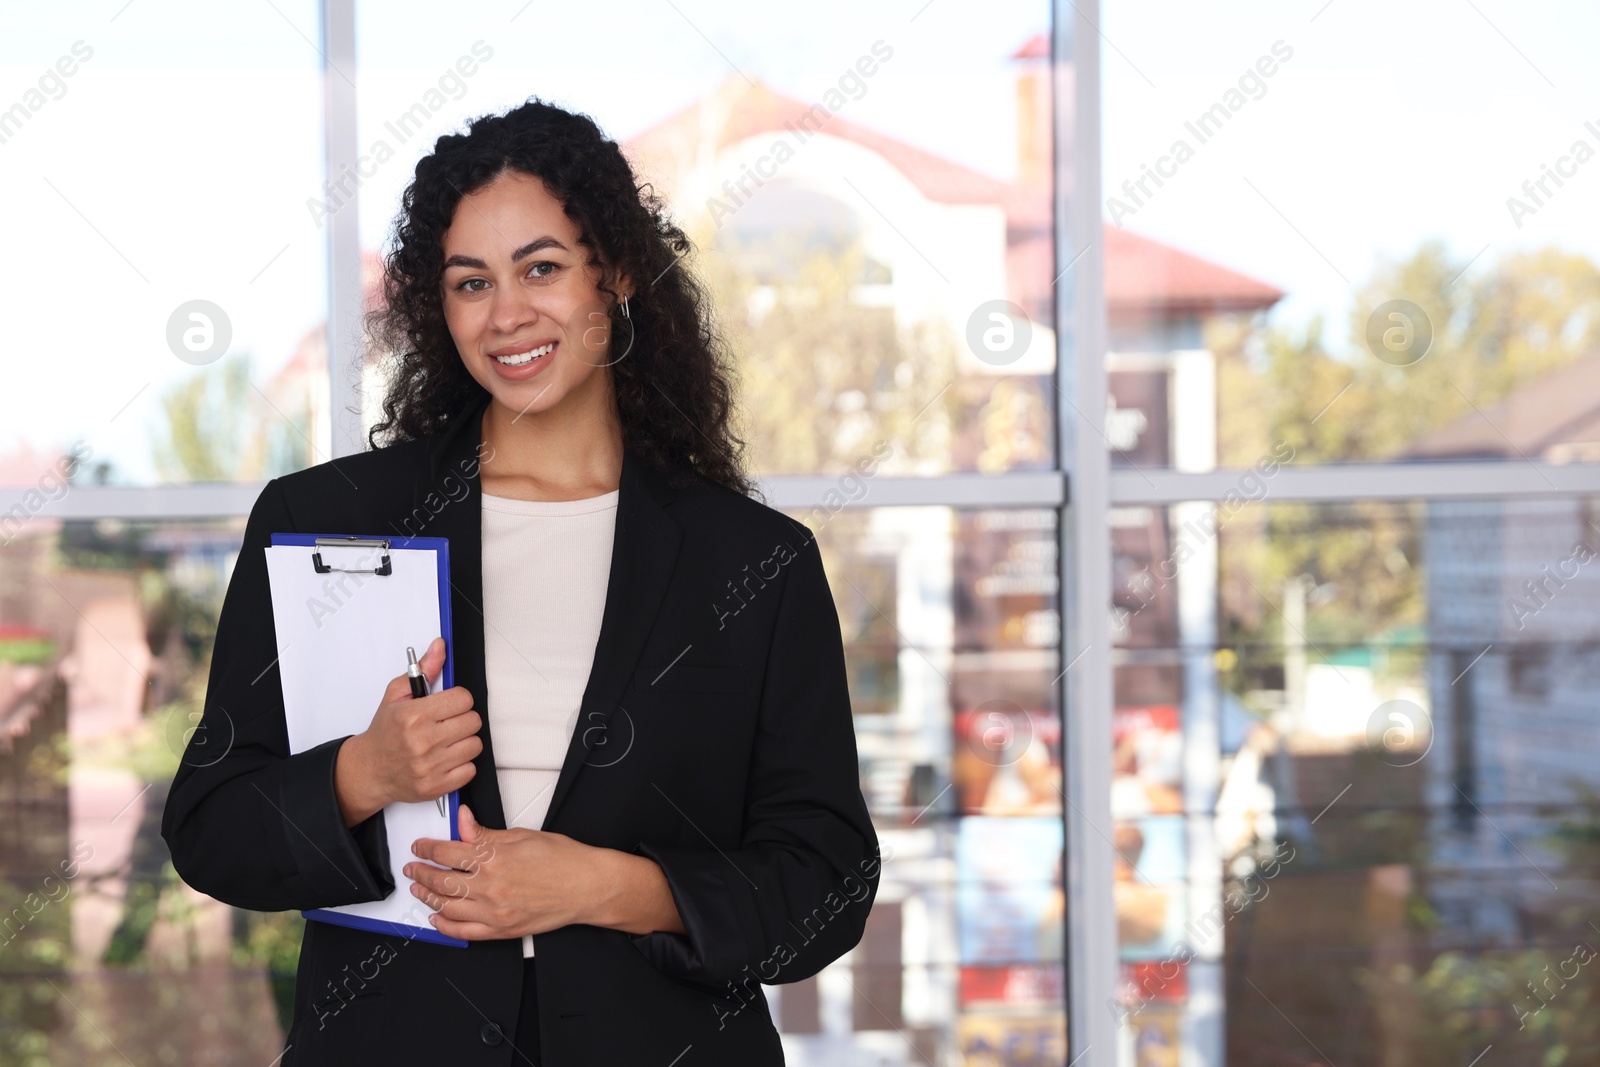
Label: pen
xmin=407 ymin=646 xmax=448 ymax=818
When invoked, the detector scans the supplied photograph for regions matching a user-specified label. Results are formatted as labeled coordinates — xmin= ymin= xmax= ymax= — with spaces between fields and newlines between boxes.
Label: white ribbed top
xmin=480 ymin=489 xmax=618 ymax=957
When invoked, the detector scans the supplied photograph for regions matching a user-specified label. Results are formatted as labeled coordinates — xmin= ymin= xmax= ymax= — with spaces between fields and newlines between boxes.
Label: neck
xmin=478 ymin=383 xmax=624 ymax=502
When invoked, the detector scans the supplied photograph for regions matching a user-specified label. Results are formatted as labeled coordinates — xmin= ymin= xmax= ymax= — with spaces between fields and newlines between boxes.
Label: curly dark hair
xmin=364 ymin=96 xmax=753 ymax=496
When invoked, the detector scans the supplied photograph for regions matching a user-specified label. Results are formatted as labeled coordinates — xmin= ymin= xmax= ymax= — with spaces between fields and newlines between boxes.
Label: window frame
xmin=5 ymin=2 xmax=1597 ymax=1063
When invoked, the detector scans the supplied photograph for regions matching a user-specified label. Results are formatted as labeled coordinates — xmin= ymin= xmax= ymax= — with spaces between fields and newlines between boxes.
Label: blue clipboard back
xmin=268 ymin=531 xmax=466 ymax=947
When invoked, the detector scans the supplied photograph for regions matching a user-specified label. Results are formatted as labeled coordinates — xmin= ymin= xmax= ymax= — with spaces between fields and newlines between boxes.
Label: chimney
xmin=1011 ymin=33 xmax=1051 ymax=188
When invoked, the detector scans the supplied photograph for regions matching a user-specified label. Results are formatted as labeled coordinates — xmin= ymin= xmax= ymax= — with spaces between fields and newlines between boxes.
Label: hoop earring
xmin=620 ymin=296 xmax=631 ymax=321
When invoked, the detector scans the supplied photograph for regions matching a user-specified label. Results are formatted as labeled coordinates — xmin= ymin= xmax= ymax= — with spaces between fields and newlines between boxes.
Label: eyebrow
xmin=442 ymin=235 xmax=569 ymax=271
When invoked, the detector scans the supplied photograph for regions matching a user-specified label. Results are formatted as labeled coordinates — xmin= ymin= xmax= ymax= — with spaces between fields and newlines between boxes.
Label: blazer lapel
xmin=413 ymin=390 xmax=683 ymax=834
xmin=414 ymin=390 xmax=506 ymax=831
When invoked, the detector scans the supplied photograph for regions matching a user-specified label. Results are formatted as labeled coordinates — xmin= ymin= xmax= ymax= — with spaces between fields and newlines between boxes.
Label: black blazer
xmin=160 ymin=390 xmax=880 ymax=1065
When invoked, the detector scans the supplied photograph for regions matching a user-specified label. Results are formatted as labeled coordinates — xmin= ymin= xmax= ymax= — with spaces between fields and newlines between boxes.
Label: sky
xmin=0 ymin=0 xmax=1043 ymax=485
xmin=1098 ymin=0 xmax=1600 ymax=353
xmin=3 ymin=0 xmax=1597 ymax=484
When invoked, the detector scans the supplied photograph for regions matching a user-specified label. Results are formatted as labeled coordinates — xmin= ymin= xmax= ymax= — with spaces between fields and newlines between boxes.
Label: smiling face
xmin=440 ymin=170 xmax=627 ymax=423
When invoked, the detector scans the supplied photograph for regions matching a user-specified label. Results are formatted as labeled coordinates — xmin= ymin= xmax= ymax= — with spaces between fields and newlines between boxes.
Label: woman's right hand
xmin=334 ymin=637 xmax=483 ymax=827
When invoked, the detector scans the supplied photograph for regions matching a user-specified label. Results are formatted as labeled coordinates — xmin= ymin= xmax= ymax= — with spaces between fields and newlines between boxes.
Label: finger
xmin=429 ymin=705 xmax=483 ymax=742
xmin=416 ymin=689 xmax=476 ymax=729
xmin=381 ymin=669 xmax=419 ymax=705
xmin=407 ymin=861 xmax=473 ymax=897
xmin=456 ymin=804 xmax=493 ymax=854
xmin=412 ymin=837 xmax=486 ymax=873
xmin=415 ymin=887 xmax=498 ymax=925
xmin=409 ymin=731 xmax=479 ymax=785
xmin=427 ymin=913 xmax=499 ymax=941
xmin=410 ymin=837 xmax=446 ymax=865
xmin=418 ymin=636 xmax=447 ymax=684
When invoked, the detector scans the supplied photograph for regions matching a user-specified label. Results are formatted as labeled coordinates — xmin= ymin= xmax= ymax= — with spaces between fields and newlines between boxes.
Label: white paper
xmin=264 ymin=541 xmax=456 ymax=935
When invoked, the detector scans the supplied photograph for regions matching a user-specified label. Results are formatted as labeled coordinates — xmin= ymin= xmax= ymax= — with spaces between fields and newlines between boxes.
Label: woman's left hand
xmin=404 ymin=803 xmax=602 ymax=941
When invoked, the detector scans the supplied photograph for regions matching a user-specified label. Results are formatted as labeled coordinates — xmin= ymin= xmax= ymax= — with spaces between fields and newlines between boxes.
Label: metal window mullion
xmin=322 ymin=0 xmax=364 ymax=459
xmin=1110 ymin=461 xmax=1600 ymax=504
xmin=21 ymin=461 xmax=1600 ymax=522
xmin=1056 ymin=1 xmax=1120 ymax=1061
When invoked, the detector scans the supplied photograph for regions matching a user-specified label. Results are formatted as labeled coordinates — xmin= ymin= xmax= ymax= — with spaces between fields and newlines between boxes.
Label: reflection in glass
xmin=0 ymin=2 xmax=330 ymax=486
xmin=0 ymin=517 xmax=302 ymax=1063
xmin=1110 ymin=495 xmax=1600 ymax=1066
xmin=354 ymin=4 xmax=1057 ymax=478
xmin=789 ymin=506 xmax=1064 ymax=1064
xmin=1101 ymin=1 xmax=1600 ymax=471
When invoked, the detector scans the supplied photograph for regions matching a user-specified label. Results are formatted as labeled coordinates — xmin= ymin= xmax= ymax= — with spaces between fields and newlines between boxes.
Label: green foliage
xmin=1216 ymin=243 xmax=1600 ymax=467
xmin=152 ymin=355 xmax=254 ymax=482
xmin=1215 ymin=243 xmax=1600 ymax=695
xmin=149 ymin=352 xmax=316 ymax=483
xmin=1370 ymin=948 xmax=1600 ymax=1067
xmin=233 ymin=911 xmax=306 ymax=1034
xmin=691 ymin=223 xmax=963 ymax=475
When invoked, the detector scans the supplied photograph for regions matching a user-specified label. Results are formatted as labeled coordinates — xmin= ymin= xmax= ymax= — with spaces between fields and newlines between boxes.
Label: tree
xmin=688 ymin=220 xmax=963 ymax=477
xmin=1215 ymin=243 xmax=1600 ymax=682
xmin=1216 ymin=242 xmax=1600 ymax=468
xmin=150 ymin=354 xmax=312 ymax=483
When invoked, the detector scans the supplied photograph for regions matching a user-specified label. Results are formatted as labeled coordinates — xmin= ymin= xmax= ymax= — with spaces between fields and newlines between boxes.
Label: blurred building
xmin=1403 ymin=355 xmax=1600 ymax=947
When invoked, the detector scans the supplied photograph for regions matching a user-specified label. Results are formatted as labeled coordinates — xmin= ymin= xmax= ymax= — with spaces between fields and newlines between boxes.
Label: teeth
xmin=493 ymin=343 xmax=554 ymax=366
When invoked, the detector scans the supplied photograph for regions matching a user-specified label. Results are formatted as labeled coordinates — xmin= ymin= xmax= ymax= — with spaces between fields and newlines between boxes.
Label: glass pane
xmin=0 ymin=2 xmax=330 ymax=487
xmin=354 ymin=0 xmax=1056 ymax=476
xmin=0 ymin=516 xmax=305 ymax=1062
xmin=1110 ymin=494 xmax=1600 ymax=1066
xmin=784 ymin=505 xmax=1065 ymax=1064
xmin=0 ymin=504 xmax=1066 ymax=1063
xmin=1101 ymin=3 xmax=1600 ymax=469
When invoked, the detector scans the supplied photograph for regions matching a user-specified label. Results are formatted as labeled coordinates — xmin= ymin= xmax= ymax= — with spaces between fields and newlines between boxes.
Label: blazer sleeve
xmin=629 ymin=534 xmax=881 ymax=988
xmin=159 ymin=477 xmax=395 ymax=912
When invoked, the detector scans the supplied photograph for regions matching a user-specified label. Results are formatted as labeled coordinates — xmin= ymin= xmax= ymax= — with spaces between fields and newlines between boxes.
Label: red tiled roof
xmin=625 ymin=77 xmax=1284 ymax=318
xmin=1012 ymin=34 xmax=1049 ymax=60
xmin=1104 ymin=226 xmax=1283 ymax=315
xmin=625 ymin=79 xmax=1013 ymax=206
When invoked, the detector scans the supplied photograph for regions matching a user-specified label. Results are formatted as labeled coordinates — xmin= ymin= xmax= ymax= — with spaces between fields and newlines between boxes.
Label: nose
xmin=487 ymin=283 xmax=543 ymax=337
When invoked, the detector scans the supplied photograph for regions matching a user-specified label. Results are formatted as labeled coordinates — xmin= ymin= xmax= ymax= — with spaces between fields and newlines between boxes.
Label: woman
xmin=160 ymin=98 xmax=880 ymax=1066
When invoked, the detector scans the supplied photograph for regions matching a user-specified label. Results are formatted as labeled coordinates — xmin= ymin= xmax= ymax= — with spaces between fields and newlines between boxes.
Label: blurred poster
xmin=952 ymin=510 xmax=1058 ymax=653
xmin=1113 ymin=704 xmax=1183 ymax=818
xmin=1108 ymin=368 xmax=1170 ymax=468
xmin=1114 ymin=814 xmax=1186 ymax=960
xmin=1120 ymin=960 xmax=1189 ymax=1006
xmin=1109 ymin=506 xmax=1179 ymax=650
xmin=956 ymin=1013 xmax=1067 ymax=1067
xmin=1130 ymin=1006 xmax=1181 ymax=1067
xmin=953 ymin=702 xmax=1061 ymax=815
xmin=956 ymin=816 xmax=1063 ymax=966
xmin=959 ymin=964 xmax=1065 ymax=1008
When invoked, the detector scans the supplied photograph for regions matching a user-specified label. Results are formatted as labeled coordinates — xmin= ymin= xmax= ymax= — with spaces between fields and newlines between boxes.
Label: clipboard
xmin=264 ymin=532 xmax=468 ymax=948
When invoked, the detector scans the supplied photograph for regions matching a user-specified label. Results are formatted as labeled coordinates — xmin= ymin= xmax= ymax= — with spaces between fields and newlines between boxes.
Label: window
xmin=10 ymin=2 xmax=1596 ymax=1064
xmin=1101 ymin=3 xmax=1600 ymax=1063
